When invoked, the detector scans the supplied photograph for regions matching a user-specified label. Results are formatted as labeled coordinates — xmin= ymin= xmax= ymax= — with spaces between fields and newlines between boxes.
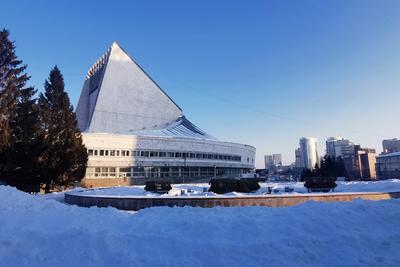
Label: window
xmin=116 ymin=150 xmax=120 ymax=156
xmin=110 ymin=150 xmax=115 ymax=156
xmin=99 ymin=150 xmax=104 ymax=156
xmin=126 ymin=151 xmax=130 ymax=157
xmin=167 ymin=152 xmax=175 ymax=158
xmin=101 ymin=167 xmax=108 ymax=177
xmin=109 ymin=167 xmax=116 ymax=177
xmin=94 ymin=150 xmax=98 ymax=156
xmin=105 ymin=150 xmax=109 ymax=156
xmin=159 ymin=152 xmax=166 ymax=157
xmin=121 ymin=150 xmax=126 ymax=156
xmin=88 ymin=149 xmax=94 ymax=156
xmin=190 ymin=153 xmax=195 ymax=158
xmin=175 ymin=152 xmax=182 ymax=158
xmin=150 ymin=151 xmax=158 ymax=157
xmin=182 ymin=153 xmax=188 ymax=158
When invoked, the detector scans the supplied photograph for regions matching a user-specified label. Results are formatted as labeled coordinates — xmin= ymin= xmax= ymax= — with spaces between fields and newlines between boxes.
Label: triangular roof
xmin=76 ymin=42 xmax=215 ymax=140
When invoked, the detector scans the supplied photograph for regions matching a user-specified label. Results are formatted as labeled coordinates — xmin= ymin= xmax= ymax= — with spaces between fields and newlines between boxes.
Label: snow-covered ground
xmin=1 ymin=185 xmax=400 ymax=266
xmin=71 ymin=179 xmax=400 ymax=198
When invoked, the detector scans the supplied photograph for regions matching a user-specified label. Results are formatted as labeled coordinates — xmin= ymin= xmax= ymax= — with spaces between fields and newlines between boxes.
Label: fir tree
xmin=0 ymin=29 xmax=21 ymax=165
xmin=39 ymin=66 xmax=87 ymax=192
xmin=0 ymin=29 xmax=42 ymax=190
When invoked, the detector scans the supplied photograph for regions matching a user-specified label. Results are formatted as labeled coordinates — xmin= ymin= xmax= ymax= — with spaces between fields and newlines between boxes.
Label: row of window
xmin=85 ymin=166 xmax=243 ymax=179
xmin=87 ymin=148 xmax=242 ymax=162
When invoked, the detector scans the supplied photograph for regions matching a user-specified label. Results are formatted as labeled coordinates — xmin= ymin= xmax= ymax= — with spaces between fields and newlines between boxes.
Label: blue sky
xmin=2 ymin=0 xmax=400 ymax=168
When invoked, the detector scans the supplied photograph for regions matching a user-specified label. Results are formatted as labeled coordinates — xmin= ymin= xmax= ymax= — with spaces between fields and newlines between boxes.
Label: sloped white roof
xmin=131 ymin=116 xmax=217 ymax=140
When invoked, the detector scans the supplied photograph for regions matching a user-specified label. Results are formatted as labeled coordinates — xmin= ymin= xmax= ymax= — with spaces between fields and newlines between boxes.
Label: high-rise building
xmin=299 ymin=137 xmax=319 ymax=169
xmin=326 ymin=137 xmax=353 ymax=158
xmin=264 ymin=154 xmax=282 ymax=171
xmin=342 ymin=145 xmax=376 ymax=180
xmin=75 ymin=42 xmax=255 ymax=187
xmin=382 ymin=139 xmax=400 ymax=154
xmin=294 ymin=148 xmax=302 ymax=168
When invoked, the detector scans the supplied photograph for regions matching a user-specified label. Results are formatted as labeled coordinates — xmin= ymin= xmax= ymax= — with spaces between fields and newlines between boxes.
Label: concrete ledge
xmin=64 ymin=191 xmax=400 ymax=211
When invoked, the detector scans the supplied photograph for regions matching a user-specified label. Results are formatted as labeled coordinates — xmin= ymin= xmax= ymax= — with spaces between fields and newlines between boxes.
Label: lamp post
xmin=213 ymin=164 xmax=216 ymax=179
xmin=183 ymin=155 xmax=187 ymax=184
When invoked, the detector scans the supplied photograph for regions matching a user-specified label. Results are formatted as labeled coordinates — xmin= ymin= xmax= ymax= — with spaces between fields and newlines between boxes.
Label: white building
xmin=76 ymin=42 xmax=256 ymax=187
xmin=326 ymin=137 xmax=353 ymax=158
xmin=264 ymin=154 xmax=282 ymax=170
xmin=299 ymin=137 xmax=319 ymax=169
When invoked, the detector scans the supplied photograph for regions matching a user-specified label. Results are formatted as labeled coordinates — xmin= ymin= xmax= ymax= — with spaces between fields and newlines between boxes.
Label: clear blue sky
xmin=3 ymin=0 xmax=400 ymax=168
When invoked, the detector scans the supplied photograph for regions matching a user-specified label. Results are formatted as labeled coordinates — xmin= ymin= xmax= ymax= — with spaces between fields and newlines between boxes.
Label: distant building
xmin=299 ymin=137 xmax=319 ymax=169
xmin=376 ymin=152 xmax=400 ymax=179
xmin=264 ymin=154 xmax=282 ymax=171
xmin=342 ymin=145 xmax=376 ymax=180
xmin=326 ymin=137 xmax=353 ymax=158
xmin=382 ymin=139 xmax=400 ymax=154
xmin=294 ymin=148 xmax=302 ymax=168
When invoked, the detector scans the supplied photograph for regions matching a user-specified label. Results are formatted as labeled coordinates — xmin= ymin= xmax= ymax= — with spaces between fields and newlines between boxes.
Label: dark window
xmin=105 ymin=150 xmax=109 ymax=156
xmin=99 ymin=150 xmax=104 ymax=156
xmin=126 ymin=151 xmax=130 ymax=157
xmin=110 ymin=150 xmax=115 ymax=156
xmin=159 ymin=152 xmax=166 ymax=157
xmin=88 ymin=149 xmax=94 ymax=156
xmin=121 ymin=150 xmax=126 ymax=156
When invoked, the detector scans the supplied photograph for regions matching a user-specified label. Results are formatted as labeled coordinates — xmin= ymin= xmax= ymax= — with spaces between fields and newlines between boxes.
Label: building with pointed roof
xmin=76 ymin=42 xmax=255 ymax=187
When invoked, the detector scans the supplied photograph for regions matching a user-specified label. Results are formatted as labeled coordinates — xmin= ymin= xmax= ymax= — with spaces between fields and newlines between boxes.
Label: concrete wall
xmin=65 ymin=191 xmax=400 ymax=211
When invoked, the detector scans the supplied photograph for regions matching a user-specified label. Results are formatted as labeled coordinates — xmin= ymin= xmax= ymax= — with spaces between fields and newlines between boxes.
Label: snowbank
xmin=1 ymin=185 xmax=400 ymax=266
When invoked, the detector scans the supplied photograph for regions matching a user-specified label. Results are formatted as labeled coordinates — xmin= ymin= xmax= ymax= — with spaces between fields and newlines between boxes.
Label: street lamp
xmin=213 ymin=164 xmax=216 ymax=179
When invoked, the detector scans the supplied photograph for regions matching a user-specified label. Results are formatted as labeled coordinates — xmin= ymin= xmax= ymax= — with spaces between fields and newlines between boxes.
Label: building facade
xmin=76 ymin=42 xmax=255 ymax=187
xmin=376 ymin=152 xmax=400 ymax=180
xmin=264 ymin=154 xmax=282 ymax=171
xmin=294 ymin=148 xmax=302 ymax=168
xmin=342 ymin=145 xmax=376 ymax=180
xmin=326 ymin=137 xmax=353 ymax=158
xmin=299 ymin=137 xmax=319 ymax=169
xmin=382 ymin=139 xmax=400 ymax=154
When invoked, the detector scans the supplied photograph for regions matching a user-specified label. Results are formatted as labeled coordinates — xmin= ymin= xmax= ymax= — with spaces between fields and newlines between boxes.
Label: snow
xmin=70 ymin=179 xmax=400 ymax=198
xmin=1 ymin=184 xmax=400 ymax=266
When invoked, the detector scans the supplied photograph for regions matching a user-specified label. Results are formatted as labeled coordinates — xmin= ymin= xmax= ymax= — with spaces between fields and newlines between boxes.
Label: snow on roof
xmin=130 ymin=116 xmax=217 ymax=140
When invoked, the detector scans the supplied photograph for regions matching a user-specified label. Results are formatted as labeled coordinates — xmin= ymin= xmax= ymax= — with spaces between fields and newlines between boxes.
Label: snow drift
xmin=0 ymin=185 xmax=400 ymax=266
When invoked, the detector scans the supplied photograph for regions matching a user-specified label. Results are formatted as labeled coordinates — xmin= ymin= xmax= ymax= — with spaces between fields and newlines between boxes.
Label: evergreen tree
xmin=39 ymin=66 xmax=87 ymax=192
xmin=0 ymin=29 xmax=42 ymax=190
xmin=0 ymin=29 xmax=21 ymax=169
